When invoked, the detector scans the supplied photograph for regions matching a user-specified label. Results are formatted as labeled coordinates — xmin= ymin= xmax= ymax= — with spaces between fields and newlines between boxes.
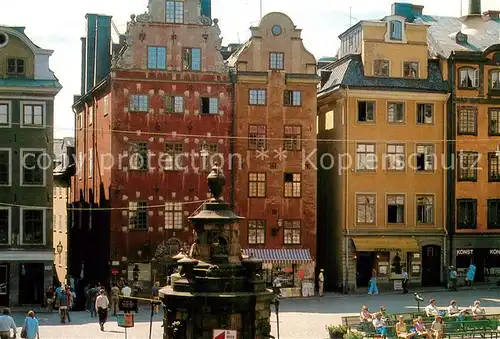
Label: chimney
xmin=200 ymin=0 xmax=212 ymax=19
xmin=391 ymin=3 xmax=424 ymax=22
xmin=93 ymin=15 xmax=112 ymax=86
xmin=85 ymin=14 xmax=98 ymax=94
xmin=469 ymin=0 xmax=481 ymax=15
xmin=80 ymin=37 xmax=86 ymax=96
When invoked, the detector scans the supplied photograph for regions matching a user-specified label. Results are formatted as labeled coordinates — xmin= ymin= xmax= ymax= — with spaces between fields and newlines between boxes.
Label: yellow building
xmin=317 ymin=7 xmax=450 ymax=292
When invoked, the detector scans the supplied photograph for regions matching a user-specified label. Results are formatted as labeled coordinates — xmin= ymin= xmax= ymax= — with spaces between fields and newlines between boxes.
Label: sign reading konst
xmin=213 ymin=329 xmax=237 ymax=339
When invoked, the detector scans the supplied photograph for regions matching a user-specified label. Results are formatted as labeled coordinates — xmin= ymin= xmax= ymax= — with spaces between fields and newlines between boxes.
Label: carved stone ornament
xmin=212 ymin=18 xmax=221 ymax=36
xmin=196 ymin=15 xmax=212 ymax=26
xmin=136 ymin=12 xmax=151 ymax=23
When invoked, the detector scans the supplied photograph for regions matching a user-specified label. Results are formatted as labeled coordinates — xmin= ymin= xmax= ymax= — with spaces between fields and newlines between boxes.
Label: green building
xmin=0 ymin=26 xmax=61 ymax=306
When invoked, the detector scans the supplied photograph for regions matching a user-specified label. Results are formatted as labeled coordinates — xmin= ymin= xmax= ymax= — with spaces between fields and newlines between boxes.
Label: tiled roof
xmin=414 ymin=15 xmax=500 ymax=58
xmin=318 ymin=54 xmax=449 ymax=94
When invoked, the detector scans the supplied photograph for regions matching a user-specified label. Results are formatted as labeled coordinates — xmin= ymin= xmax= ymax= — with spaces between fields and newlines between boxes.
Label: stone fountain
xmin=160 ymin=164 xmax=274 ymax=339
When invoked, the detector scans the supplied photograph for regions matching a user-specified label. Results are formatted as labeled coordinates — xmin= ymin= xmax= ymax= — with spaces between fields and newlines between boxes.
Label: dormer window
xmin=459 ymin=68 xmax=479 ymax=88
xmin=374 ymin=60 xmax=389 ymax=77
xmin=166 ymin=1 xmax=184 ymax=23
xmin=390 ymin=20 xmax=403 ymax=41
xmin=7 ymin=58 xmax=24 ymax=76
xmin=490 ymin=70 xmax=500 ymax=90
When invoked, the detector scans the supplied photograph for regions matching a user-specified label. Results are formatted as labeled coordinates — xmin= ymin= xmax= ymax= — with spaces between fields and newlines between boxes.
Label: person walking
xmin=466 ymin=263 xmax=476 ymax=287
xmin=152 ymin=282 xmax=160 ymax=315
xmin=402 ymin=268 xmax=409 ymax=294
xmin=89 ymin=285 xmax=98 ymax=318
xmin=110 ymin=283 xmax=120 ymax=316
xmin=22 ymin=311 xmax=39 ymax=339
xmin=0 ymin=308 xmax=16 ymax=339
xmin=58 ymin=289 xmax=69 ymax=324
xmin=65 ymin=286 xmax=72 ymax=323
xmin=368 ymin=269 xmax=379 ymax=295
xmin=449 ymin=266 xmax=458 ymax=291
xmin=318 ymin=269 xmax=325 ymax=297
xmin=272 ymin=275 xmax=281 ymax=297
xmin=95 ymin=289 xmax=110 ymax=331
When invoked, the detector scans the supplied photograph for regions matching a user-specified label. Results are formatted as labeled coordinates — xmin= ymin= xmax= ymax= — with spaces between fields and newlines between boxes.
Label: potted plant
xmin=326 ymin=324 xmax=348 ymax=339
xmin=344 ymin=332 xmax=364 ymax=339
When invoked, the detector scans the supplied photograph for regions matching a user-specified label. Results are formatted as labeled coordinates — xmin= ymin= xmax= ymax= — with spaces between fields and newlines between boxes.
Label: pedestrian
xmin=272 ymin=275 xmax=281 ymax=297
xmin=449 ymin=266 xmax=457 ymax=291
xmin=65 ymin=286 xmax=72 ymax=323
xmin=152 ymin=282 xmax=160 ymax=314
xmin=45 ymin=286 xmax=54 ymax=312
xmin=318 ymin=269 xmax=324 ymax=297
xmin=0 ymin=308 xmax=16 ymax=339
xmin=402 ymin=267 xmax=409 ymax=294
xmin=58 ymin=289 xmax=69 ymax=324
xmin=466 ymin=263 xmax=476 ymax=287
xmin=110 ymin=283 xmax=120 ymax=316
xmin=121 ymin=282 xmax=131 ymax=297
xmin=368 ymin=269 xmax=378 ymax=295
xmin=95 ymin=289 xmax=110 ymax=331
xmin=22 ymin=311 xmax=40 ymax=339
xmin=89 ymin=285 xmax=98 ymax=318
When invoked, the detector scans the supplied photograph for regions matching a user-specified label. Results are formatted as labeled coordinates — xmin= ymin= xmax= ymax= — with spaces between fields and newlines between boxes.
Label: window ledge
xmin=457 ymin=86 xmax=479 ymax=90
xmin=457 ymin=132 xmax=478 ymax=136
xmin=457 ymin=178 xmax=478 ymax=182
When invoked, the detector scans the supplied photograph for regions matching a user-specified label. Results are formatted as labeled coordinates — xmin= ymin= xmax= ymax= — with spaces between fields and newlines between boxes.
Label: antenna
xmin=460 ymin=0 xmax=463 ymax=16
xmin=349 ymin=7 xmax=352 ymax=27
xmin=237 ymin=32 xmax=241 ymax=43
xmin=260 ymin=0 xmax=263 ymax=20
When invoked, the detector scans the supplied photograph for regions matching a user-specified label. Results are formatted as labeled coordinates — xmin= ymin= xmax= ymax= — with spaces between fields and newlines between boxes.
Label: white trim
xmin=354 ymin=192 xmax=377 ymax=226
xmin=0 ymin=206 xmax=12 ymax=245
xmin=0 ymin=87 xmax=60 ymax=95
xmin=0 ymin=148 xmax=12 ymax=187
xmin=19 ymin=148 xmax=47 ymax=187
xmin=0 ymin=250 xmax=53 ymax=261
xmin=19 ymin=100 xmax=46 ymax=128
xmin=384 ymin=16 xmax=408 ymax=44
xmin=19 ymin=206 xmax=47 ymax=246
xmin=0 ymin=101 xmax=12 ymax=128
xmin=0 ymin=95 xmax=54 ymax=100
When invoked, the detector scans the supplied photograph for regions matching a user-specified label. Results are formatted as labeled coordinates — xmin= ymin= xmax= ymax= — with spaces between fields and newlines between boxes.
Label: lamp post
xmin=271 ymin=296 xmax=280 ymax=339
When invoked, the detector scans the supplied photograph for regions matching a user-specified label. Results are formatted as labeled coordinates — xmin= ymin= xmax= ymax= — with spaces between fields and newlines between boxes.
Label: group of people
xmin=0 ymin=308 xmax=39 ymax=339
xmin=448 ymin=264 xmax=476 ymax=291
xmin=44 ymin=283 xmax=76 ymax=324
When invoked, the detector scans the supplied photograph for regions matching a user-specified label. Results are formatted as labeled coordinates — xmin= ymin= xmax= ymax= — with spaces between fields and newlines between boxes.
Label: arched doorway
xmin=421 ymin=245 xmax=441 ymax=286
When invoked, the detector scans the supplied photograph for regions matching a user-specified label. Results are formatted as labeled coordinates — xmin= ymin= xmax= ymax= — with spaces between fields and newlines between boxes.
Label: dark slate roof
xmin=414 ymin=15 xmax=500 ymax=58
xmin=318 ymin=54 xmax=449 ymax=95
xmin=53 ymin=137 xmax=75 ymax=173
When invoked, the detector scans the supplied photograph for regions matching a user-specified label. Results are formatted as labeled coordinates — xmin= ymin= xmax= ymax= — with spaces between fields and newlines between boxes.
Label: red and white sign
xmin=213 ymin=329 xmax=237 ymax=339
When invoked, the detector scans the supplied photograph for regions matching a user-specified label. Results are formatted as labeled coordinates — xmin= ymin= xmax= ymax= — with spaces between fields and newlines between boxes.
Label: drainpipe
xmin=442 ymin=91 xmax=451 ymax=284
xmin=448 ymin=56 xmax=456 ymax=268
xmin=229 ymin=71 xmax=236 ymax=209
xmin=344 ymin=88 xmax=350 ymax=294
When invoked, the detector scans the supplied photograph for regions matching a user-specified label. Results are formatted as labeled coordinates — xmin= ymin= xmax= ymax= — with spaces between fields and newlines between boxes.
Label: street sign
xmin=213 ymin=329 xmax=237 ymax=339
xmin=117 ymin=313 xmax=135 ymax=328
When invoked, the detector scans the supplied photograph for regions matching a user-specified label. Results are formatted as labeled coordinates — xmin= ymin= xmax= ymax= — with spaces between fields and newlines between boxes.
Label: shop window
xmin=358 ymin=101 xmax=375 ymax=122
xmin=456 ymin=253 xmax=472 ymax=270
xmin=273 ymin=264 xmax=295 ymax=287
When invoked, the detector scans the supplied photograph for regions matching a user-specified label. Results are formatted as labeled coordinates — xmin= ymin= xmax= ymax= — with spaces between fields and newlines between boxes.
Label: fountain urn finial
xmin=207 ymin=163 xmax=225 ymax=200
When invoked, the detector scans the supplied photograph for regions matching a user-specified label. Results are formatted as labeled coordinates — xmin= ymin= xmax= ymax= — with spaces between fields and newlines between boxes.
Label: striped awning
xmin=242 ymin=248 xmax=313 ymax=264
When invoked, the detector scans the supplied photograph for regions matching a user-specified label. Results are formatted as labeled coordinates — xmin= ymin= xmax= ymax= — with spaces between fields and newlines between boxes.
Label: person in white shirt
xmin=447 ymin=300 xmax=461 ymax=316
xmin=372 ymin=313 xmax=387 ymax=336
xmin=402 ymin=268 xmax=409 ymax=294
xmin=95 ymin=289 xmax=110 ymax=331
xmin=471 ymin=300 xmax=485 ymax=318
xmin=121 ymin=282 xmax=132 ymax=297
xmin=0 ymin=308 xmax=16 ymax=339
xmin=425 ymin=299 xmax=443 ymax=317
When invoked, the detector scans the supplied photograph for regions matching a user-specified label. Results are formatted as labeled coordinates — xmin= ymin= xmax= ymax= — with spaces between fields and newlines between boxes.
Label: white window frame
xmin=20 ymin=101 xmax=46 ymax=128
xmin=88 ymin=106 xmax=93 ymax=126
xmin=355 ymin=143 xmax=377 ymax=171
xmin=77 ymin=112 xmax=83 ymax=129
xmin=355 ymin=193 xmax=377 ymax=225
xmin=165 ymin=0 xmax=184 ymax=23
xmin=103 ymin=96 xmax=109 ymax=116
xmin=19 ymin=148 xmax=47 ymax=187
xmin=129 ymin=94 xmax=149 ymax=112
xmin=459 ymin=68 xmax=479 ymax=88
xmin=0 ymin=148 xmax=12 ymax=187
xmin=416 ymin=194 xmax=435 ymax=225
xmin=384 ymin=16 xmax=407 ymax=43
xmin=88 ymin=148 xmax=93 ymax=178
xmin=20 ymin=207 xmax=46 ymax=245
xmin=0 ymin=101 xmax=12 ymax=128
xmin=78 ymin=152 xmax=84 ymax=181
xmin=0 ymin=206 xmax=12 ymax=245
xmin=164 ymin=202 xmax=183 ymax=230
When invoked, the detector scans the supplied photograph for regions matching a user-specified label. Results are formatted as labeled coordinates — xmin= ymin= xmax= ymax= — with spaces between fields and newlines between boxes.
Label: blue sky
xmin=0 ymin=0 xmax=497 ymax=138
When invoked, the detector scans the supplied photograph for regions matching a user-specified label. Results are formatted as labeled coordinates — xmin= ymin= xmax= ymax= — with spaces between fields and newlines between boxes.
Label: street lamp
xmin=271 ymin=296 xmax=280 ymax=339
xmin=56 ymin=241 xmax=63 ymax=255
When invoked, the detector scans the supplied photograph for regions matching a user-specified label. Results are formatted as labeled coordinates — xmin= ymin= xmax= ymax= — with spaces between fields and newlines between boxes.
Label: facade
xmin=229 ymin=13 xmax=319 ymax=298
xmin=317 ymin=4 xmax=449 ymax=292
xmin=53 ymin=137 xmax=75 ymax=284
xmin=0 ymin=26 xmax=61 ymax=306
xmin=70 ymin=0 xmax=232 ymax=293
xmin=412 ymin=0 xmax=500 ymax=283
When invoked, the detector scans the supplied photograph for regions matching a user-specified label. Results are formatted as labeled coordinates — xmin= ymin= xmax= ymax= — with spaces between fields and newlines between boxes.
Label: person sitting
xmin=396 ymin=315 xmax=416 ymax=339
xmin=372 ymin=313 xmax=387 ymax=337
xmin=431 ymin=315 xmax=444 ymax=339
xmin=471 ymin=300 xmax=485 ymax=319
xmin=412 ymin=317 xmax=429 ymax=337
xmin=359 ymin=305 xmax=372 ymax=331
xmin=447 ymin=300 xmax=460 ymax=316
xmin=425 ymin=299 xmax=445 ymax=317
xmin=379 ymin=306 xmax=389 ymax=320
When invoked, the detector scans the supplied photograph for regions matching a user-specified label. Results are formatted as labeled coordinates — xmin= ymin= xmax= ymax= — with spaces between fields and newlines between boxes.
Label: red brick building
xmin=70 ymin=0 xmax=232 ymax=292
xmin=228 ymin=13 xmax=319 ymax=297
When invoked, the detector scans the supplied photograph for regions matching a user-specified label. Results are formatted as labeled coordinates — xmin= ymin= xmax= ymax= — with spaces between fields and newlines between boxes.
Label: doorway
xmin=473 ymin=249 xmax=486 ymax=282
xmin=421 ymin=245 xmax=441 ymax=286
xmin=0 ymin=264 xmax=8 ymax=306
xmin=356 ymin=252 xmax=375 ymax=287
xmin=18 ymin=263 xmax=44 ymax=305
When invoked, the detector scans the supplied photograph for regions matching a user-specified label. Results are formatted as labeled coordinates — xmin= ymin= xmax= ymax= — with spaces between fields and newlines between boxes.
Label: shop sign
xmin=456 ymin=249 xmax=473 ymax=255
xmin=213 ymin=330 xmax=237 ymax=339
xmin=490 ymin=249 xmax=500 ymax=255
xmin=117 ymin=313 xmax=134 ymax=328
xmin=373 ymin=248 xmax=401 ymax=252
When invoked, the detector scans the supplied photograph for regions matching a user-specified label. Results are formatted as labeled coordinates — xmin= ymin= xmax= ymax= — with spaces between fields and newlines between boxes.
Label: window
xmin=357 ymin=101 xmax=375 ymax=122
xmin=147 ymin=46 xmax=166 ymax=69
xmin=164 ymin=202 xmax=183 ymax=229
xmin=356 ymin=143 xmax=377 ymax=171
xmin=182 ymin=48 xmax=201 ymax=71
xmin=129 ymin=142 xmax=148 ymax=170
xmin=165 ymin=0 xmax=184 ymax=23
xmin=129 ymin=94 xmax=149 ymax=112
xmin=88 ymin=106 xmax=93 ymax=125
xmin=489 ymin=108 xmax=500 ymax=136
xmin=0 ymin=208 xmax=9 ymax=245
xmin=459 ymin=68 xmax=479 ymax=88
xmin=387 ymin=195 xmax=405 ymax=224
xmin=488 ymin=199 xmax=500 ymax=229
xmin=488 ymin=152 xmax=500 ymax=182
xmin=416 ymin=144 xmax=434 ymax=171
xmin=284 ymin=173 xmax=301 ymax=198
xmin=284 ymin=126 xmax=301 ymax=151
xmin=457 ymin=199 xmax=477 ymax=229
xmin=387 ymin=102 xmax=405 ymax=123
xmin=390 ymin=20 xmax=403 ymax=40
xmin=78 ymin=112 xmax=83 ymax=129
xmin=283 ymin=220 xmax=301 ymax=244
xmin=164 ymin=142 xmax=184 ymax=171
xmin=78 ymin=152 xmax=83 ymax=179
xmin=416 ymin=195 xmax=434 ymax=224
xmin=417 ymin=104 xmax=433 ymax=124
xmin=201 ymin=97 xmax=218 ymax=114
xmin=0 ymin=103 xmax=10 ymax=126
xmin=21 ymin=150 xmax=45 ymax=186
xmin=7 ymin=58 xmax=24 ymax=75
xmin=491 ymin=70 xmax=500 ymax=90
xmin=23 ymin=103 xmax=44 ymax=126
xmin=248 ymin=125 xmax=267 ymax=150
xmin=88 ymin=149 xmax=93 ymax=178
xmin=199 ymin=142 xmax=218 ymax=171
xmin=284 ymin=90 xmax=301 ymax=106
xmin=0 ymin=150 xmax=10 ymax=186
xmin=103 ymin=96 xmax=109 ymax=116
xmin=325 ymin=110 xmax=334 ymax=130
xmin=269 ymin=52 xmax=284 ymax=70
xmin=128 ymin=202 xmax=148 ymax=230
xmin=22 ymin=209 xmax=44 ymax=244
xmin=458 ymin=151 xmax=479 ymax=181
xmin=165 ymin=96 xmax=184 ymax=113
xmin=356 ymin=194 xmax=375 ymax=224
xmin=249 ymin=89 xmax=266 ymax=105
xmin=386 ymin=144 xmax=405 ymax=171
xmin=403 ymin=62 xmax=418 ymax=78
xmin=458 ymin=107 xmax=477 ymax=135
xmin=248 ymin=173 xmax=266 ymax=197
xmin=374 ymin=60 xmax=389 ymax=76
xmin=248 ymin=220 xmax=265 ymax=244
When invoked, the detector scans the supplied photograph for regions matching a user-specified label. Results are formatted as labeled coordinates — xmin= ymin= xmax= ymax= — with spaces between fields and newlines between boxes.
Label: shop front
xmin=453 ymin=235 xmax=500 ymax=284
xmin=242 ymin=248 xmax=315 ymax=298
